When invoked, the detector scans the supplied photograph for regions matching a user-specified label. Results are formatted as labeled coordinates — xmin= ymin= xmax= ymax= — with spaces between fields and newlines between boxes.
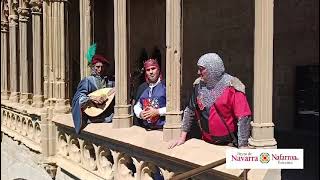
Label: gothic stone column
xmin=1 ymin=0 xmax=10 ymax=100
xmin=163 ymin=0 xmax=182 ymax=141
xmin=112 ymin=0 xmax=133 ymax=128
xmin=42 ymin=0 xmax=49 ymax=101
xmin=79 ymin=0 xmax=93 ymax=79
xmin=30 ymin=0 xmax=44 ymax=108
xmin=248 ymin=0 xmax=277 ymax=148
xmin=43 ymin=0 xmax=70 ymax=114
xmin=8 ymin=0 xmax=20 ymax=103
xmin=53 ymin=0 xmax=70 ymax=113
xmin=18 ymin=0 xmax=32 ymax=105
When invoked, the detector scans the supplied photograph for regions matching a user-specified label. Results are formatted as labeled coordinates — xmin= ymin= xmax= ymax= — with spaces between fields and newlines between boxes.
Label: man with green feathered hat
xmin=71 ymin=43 xmax=115 ymax=134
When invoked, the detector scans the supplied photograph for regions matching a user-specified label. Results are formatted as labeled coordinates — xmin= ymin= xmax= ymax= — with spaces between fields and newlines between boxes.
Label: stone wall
xmin=182 ymin=0 xmax=254 ymax=107
xmin=273 ymin=0 xmax=319 ymax=130
xmin=94 ymin=0 xmax=115 ymax=77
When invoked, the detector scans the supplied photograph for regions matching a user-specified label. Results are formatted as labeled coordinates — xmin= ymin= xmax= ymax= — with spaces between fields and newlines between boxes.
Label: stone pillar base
xmin=9 ymin=91 xmax=20 ymax=103
xmin=248 ymin=138 xmax=277 ymax=148
xmin=19 ymin=93 xmax=32 ymax=105
xmin=248 ymin=122 xmax=277 ymax=148
xmin=163 ymin=127 xmax=181 ymax=142
xmin=53 ymin=99 xmax=71 ymax=114
xmin=163 ymin=112 xmax=182 ymax=141
xmin=112 ymin=115 xmax=133 ymax=128
xmin=112 ymin=104 xmax=133 ymax=128
xmin=32 ymin=95 xmax=44 ymax=108
xmin=1 ymin=91 xmax=10 ymax=100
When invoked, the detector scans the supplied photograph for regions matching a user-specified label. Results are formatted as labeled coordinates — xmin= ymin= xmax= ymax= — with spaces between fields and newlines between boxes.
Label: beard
xmin=148 ymin=74 xmax=159 ymax=83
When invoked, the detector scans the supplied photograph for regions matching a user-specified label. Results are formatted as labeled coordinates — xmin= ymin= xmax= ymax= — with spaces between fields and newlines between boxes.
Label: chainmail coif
xmin=197 ymin=53 xmax=233 ymax=108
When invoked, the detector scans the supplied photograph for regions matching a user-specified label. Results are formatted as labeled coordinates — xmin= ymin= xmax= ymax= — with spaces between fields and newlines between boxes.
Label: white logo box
xmin=226 ymin=149 xmax=303 ymax=169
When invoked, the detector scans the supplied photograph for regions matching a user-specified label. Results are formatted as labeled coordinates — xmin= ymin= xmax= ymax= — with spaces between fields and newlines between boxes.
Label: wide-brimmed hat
xmin=84 ymin=88 xmax=115 ymax=117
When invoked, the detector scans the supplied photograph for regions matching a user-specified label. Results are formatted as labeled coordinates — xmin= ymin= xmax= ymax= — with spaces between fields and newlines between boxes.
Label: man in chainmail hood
xmin=169 ymin=53 xmax=252 ymax=148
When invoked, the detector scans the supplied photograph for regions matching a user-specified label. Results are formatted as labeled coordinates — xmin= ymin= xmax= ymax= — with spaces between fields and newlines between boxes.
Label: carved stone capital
xmin=18 ymin=7 xmax=30 ymax=22
xmin=1 ymin=1 xmax=9 ymax=21
xmin=8 ymin=15 xmax=18 ymax=26
xmin=10 ymin=0 xmax=19 ymax=15
xmin=29 ymin=0 xmax=42 ymax=14
xmin=1 ymin=21 xmax=9 ymax=32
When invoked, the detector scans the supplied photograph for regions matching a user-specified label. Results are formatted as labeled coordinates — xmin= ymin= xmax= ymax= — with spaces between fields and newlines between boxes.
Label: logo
xmin=260 ymin=153 xmax=270 ymax=163
xmin=226 ymin=149 xmax=303 ymax=169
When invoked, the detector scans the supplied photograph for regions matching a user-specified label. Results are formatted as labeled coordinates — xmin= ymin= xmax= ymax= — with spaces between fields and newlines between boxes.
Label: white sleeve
xmin=158 ymin=107 xmax=166 ymax=116
xmin=133 ymin=101 xmax=143 ymax=118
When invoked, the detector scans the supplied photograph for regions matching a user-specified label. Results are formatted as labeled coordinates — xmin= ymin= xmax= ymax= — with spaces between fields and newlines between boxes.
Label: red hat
xmin=92 ymin=54 xmax=110 ymax=65
xmin=143 ymin=58 xmax=162 ymax=83
xmin=144 ymin=58 xmax=159 ymax=69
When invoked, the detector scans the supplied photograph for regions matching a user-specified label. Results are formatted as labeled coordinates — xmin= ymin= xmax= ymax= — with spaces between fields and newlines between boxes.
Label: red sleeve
xmin=232 ymin=90 xmax=252 ymax=118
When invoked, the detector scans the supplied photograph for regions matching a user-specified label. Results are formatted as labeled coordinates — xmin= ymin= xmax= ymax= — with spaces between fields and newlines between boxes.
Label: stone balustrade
xmin=52 ymin=114 xmax=245 ymax=180
xmin=56 ymin=130 xmax=174 ymax=180
xmin=1 ymin=105 xmax=42 ymax=152
xmin=1 ymin=103 xmax=279 ymax=180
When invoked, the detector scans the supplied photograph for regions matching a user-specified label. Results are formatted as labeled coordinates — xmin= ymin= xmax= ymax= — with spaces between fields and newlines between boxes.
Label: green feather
xmin=86 ymin=43 xmax=96 ymax=64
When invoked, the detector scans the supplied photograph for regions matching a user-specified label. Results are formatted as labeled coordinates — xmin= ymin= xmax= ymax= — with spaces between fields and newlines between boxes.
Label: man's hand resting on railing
xmin=168 ymin=131 xmax=188 ymax=149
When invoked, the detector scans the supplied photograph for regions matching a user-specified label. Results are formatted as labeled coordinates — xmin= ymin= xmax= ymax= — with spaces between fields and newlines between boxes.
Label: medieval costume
xmin=133 ymin=59 xmax=166 ymax=130
xmin=181 ymin=53 xmax=251 ymax=147
xmin=72 ymin=44 xmax=115 ymax=134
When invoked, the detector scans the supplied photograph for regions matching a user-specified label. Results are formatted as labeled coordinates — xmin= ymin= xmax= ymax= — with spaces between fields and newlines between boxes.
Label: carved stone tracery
xmin=97 ymin=146 xmax=114 ymax=178
xmin=82 ymin=142 xmax=97 ymax=171
xmin=69 ymin=137 xmax=81 ymax=163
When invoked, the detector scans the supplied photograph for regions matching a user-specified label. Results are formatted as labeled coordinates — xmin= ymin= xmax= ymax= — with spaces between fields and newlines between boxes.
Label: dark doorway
xmin=127 ymin=0 xmax=166 ymax=102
